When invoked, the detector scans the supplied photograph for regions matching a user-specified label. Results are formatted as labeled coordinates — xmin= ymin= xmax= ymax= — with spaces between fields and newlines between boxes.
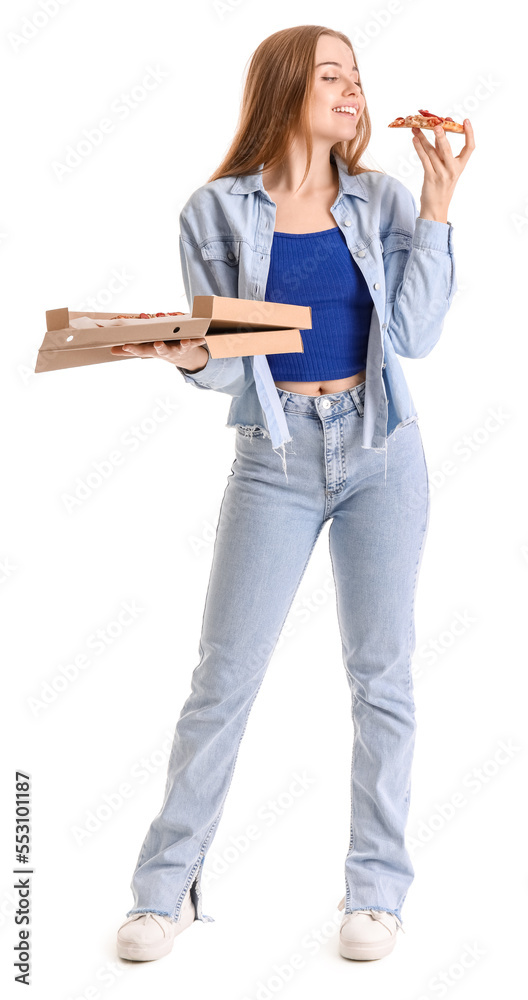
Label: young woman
xmin=115 ymin=25 xmax=474 ymax=964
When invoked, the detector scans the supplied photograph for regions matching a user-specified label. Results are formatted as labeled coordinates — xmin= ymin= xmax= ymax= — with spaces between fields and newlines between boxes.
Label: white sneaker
xmin=117 ymin=887 xmax=196 ymax=961
xmin=337 ymin=895 xmax=405 ymax=960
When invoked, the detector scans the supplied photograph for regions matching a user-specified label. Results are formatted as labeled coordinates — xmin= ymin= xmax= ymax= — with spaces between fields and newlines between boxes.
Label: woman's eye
xmin=322 ymin=76 xmax=361 ymax=90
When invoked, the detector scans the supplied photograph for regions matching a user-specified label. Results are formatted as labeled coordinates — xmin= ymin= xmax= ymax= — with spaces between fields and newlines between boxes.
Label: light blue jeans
xmin=126 ymin=380 xmax=430 ymax=926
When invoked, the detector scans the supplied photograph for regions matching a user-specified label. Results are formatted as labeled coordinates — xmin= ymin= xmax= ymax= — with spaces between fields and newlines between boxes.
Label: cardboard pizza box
xmin=34 ymin=296 xmax=311 ymax=374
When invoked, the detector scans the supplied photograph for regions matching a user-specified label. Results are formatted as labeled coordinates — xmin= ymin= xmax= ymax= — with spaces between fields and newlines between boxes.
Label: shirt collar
xmin=229 ymin=152 xmax=369 ymax=202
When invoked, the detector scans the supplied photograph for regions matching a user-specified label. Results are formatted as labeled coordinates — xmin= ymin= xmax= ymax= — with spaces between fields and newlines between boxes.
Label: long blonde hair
xmin=207 ymin=24 xmax=383 ymax=190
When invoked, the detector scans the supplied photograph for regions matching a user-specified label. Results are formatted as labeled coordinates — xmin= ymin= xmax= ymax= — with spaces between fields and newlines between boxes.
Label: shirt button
xmin=373 ymin=282 xmax=380 ymax=289
xmin=382 ymin=323 xmax=387 ymax=329
xmin=356 ymin=249 xmax=366 ymax=257
xmin=322 ymin=399 xmax=331 ymax=409
xmin=344 ymin=219 xmax=351 ymax=226
xmin=227 ymin=251 xmax=235 ymax=260
xmin=382 ymin=362 xmax=387 ymax=369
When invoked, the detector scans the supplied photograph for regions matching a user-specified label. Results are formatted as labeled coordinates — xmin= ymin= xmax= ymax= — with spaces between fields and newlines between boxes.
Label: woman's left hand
xmin=411 ymin=119 xmax=475 ymax=223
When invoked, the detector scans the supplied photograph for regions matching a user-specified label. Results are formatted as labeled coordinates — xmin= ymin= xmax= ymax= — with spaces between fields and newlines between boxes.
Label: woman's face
xmin=308 ymin=36 xmax=365 ymax=143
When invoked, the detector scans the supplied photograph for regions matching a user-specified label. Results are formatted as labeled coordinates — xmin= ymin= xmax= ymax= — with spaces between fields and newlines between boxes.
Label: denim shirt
xmin=176 ymin=152 xmax=457 ymax=481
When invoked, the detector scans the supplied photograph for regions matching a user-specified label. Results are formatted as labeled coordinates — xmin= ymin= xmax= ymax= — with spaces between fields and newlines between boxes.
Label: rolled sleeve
xmin=413 ymin=216 xmax=454 ymax=252
xmin=177 ymin=350 xmax=245 ymax=393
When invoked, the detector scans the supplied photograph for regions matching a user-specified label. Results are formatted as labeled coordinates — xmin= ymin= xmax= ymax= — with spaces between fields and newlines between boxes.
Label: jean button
xmin=322 ymin=399 xmax=331 ymax=409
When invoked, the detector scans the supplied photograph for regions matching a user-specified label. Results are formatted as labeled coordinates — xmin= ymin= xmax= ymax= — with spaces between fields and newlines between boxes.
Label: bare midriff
xmin=273 ymin=370 xmax=367 ymax=396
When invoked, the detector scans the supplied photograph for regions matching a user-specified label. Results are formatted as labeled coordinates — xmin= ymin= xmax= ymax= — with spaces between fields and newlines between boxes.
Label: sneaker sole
xmin=339 ymin=935 xmax=397 ymax=961
xmin=117 ymin=936 xmax=176 ymax=962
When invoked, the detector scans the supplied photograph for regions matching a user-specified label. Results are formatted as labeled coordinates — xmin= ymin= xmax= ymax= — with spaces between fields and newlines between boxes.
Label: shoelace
xmin=337 ymin=896 xmax=405 ymax=934
xmin=121 ymin=912 xmax=172 ymax=936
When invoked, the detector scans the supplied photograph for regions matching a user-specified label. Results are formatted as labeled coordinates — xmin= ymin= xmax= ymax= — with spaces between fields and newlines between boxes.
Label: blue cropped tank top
xmin=264 ymin=225 xmax=373 ymax=382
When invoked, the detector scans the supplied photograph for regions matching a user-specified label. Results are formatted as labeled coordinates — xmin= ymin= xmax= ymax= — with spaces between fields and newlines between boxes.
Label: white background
xmin=1 ymin=1 xmax=527 ymax=997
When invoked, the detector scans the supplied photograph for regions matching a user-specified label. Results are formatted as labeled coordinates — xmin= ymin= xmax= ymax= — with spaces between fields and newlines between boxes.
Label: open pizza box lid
xmin=34 ymin=296 xmax=311 ymax=373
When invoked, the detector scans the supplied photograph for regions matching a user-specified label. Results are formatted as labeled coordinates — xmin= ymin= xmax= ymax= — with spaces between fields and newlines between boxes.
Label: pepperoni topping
xmin=109 ymin=311 xmax=185 ymax=320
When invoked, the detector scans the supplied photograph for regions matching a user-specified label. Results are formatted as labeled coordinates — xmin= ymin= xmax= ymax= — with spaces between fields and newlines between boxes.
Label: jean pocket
xmin=235 ymin=423 xmax=267 ymax=439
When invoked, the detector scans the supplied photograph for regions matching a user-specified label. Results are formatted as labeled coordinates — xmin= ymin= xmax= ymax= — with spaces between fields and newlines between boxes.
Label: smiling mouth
xmin=332 ymin=107 xmax=358 ymax=118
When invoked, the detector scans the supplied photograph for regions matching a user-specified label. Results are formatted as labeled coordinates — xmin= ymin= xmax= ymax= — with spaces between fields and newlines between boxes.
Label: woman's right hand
xmin=110 ymin=338 xmax=209 ymax=370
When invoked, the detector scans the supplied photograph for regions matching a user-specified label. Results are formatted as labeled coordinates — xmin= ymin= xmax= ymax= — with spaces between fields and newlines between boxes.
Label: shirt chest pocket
xmin=380 ymin=232 xmax=413 ymax=301
xmin=199 ymin=240 xmax=240 ymax=297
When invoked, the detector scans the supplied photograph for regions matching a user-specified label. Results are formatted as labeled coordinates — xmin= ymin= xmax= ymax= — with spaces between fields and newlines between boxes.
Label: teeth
xmin=332 ymin=106 xmax=357 ymax=116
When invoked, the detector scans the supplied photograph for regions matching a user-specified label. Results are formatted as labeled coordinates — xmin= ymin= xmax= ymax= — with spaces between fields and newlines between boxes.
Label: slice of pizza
xmin=388 ymin=109 xmax=464 ymax=133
